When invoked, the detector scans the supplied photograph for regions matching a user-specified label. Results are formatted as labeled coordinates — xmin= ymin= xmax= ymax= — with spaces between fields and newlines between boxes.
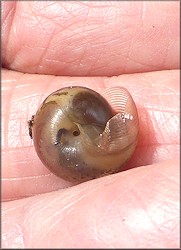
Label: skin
xmin=2 ymin=1 xmax=179 ymax=248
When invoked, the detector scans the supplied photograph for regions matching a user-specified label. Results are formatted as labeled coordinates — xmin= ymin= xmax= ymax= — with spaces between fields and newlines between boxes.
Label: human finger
xmin=2 ymin=1 xmax=179 ymax=76
xmin=2 ymin=159 xmax=179 ymax=248
xmin=2 ymin=69 xmax=179 ymax=200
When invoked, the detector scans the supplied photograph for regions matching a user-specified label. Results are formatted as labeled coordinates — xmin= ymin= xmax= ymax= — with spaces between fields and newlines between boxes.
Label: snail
xmin=28 ymin=86 xmax=139 ymax=182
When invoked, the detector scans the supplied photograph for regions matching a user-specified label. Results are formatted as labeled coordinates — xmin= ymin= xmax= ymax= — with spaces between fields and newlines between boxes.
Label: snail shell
xmin=29 ymin=86 xmax=139 ymax=182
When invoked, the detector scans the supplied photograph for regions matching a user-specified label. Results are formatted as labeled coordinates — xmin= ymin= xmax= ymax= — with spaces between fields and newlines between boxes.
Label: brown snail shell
xmin=29 ymin=86 xmax=139 ymax=182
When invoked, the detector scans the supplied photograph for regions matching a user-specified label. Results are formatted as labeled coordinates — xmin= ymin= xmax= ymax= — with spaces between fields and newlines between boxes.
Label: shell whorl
xmin=29 ymin=86 xmax=139 ymax=182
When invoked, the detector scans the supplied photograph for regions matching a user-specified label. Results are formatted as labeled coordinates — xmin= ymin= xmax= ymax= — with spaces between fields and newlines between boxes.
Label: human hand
xmin=2 ymin=1 xmax=179 ymax=248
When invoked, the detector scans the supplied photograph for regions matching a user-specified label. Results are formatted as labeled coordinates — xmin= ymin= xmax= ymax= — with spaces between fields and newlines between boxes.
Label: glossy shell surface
xmin=29 ymin=86 xmax=139 ymax=182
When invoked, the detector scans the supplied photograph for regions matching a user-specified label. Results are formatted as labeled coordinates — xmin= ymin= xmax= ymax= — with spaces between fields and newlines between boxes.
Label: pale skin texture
xmin=2 ymin=1 xmax=180 ymax=248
